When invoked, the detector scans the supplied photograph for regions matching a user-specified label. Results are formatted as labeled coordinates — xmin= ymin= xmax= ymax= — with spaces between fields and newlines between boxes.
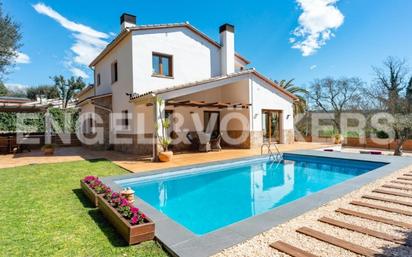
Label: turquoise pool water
xmin=118 ymin=154 xmax=386 ymax=235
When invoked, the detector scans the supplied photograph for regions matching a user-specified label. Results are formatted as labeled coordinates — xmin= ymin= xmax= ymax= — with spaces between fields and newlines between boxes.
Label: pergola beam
xmin=164 ymin=100 xmax=250 ymax=109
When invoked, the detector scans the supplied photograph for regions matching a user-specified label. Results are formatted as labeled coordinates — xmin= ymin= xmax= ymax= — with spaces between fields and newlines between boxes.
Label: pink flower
xmin=130 ymin=215 xmax=138 ymax=225
xmin=120 ymin=198 xmax=129 ymax=207
xmin=131 ymin=207 xmax=139 ymax=214
xmin=83 ymin=175 xmax=97 ymax=184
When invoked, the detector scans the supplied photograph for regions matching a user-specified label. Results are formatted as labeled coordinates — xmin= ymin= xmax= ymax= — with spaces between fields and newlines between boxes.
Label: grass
xmin=0 ymin=159 xmax=168 ymax=257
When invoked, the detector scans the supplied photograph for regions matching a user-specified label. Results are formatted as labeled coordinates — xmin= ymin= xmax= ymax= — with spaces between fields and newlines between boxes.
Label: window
xmin=96 ymin=73 xmax=101 ymax=86
xmin=86 ymin=114 xmax=94 ymax=134
xmin=122 ymin=110 xmax=129 ymax=129
xmin=152 ymin=53 xmax=173 ymax=77
xmin=111 ymin=61 xmax=118 ymax=83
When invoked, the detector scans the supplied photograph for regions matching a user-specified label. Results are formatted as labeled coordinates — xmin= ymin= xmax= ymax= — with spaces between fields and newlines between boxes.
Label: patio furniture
xmin=210 ymin=133 xmax=222 ymax=151
xmin=186 ymin=132 xmax=200 ymax=151
xmin=197 ymin=132 xmax=211 ymax=152
xmin=186 ymin=132 xmax=211 ymax=152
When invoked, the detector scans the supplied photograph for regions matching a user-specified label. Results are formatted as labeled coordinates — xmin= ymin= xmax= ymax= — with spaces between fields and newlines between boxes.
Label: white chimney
xmin=120 ymin=13 xmax=136 ymax=31
xmin=219 ymin=24 xmax=235 ymax=75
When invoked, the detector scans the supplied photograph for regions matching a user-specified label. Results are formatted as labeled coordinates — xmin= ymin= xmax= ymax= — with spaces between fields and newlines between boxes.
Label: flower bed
xmin=98 ymin=193 xmax=155 ymax=245
xmin=80 ymin=176 xmax=110 ymax=207
xmin=80 ymin=175 xmax=155 ymax=244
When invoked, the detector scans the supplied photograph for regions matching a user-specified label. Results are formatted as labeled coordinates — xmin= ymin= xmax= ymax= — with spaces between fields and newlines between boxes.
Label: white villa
xmin=76 ymin=13 xmax=297 ymax=157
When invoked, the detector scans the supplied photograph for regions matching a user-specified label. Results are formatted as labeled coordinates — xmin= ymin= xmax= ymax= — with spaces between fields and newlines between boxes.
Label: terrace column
xmin=153 ymin=97 xmax=165 ymax=161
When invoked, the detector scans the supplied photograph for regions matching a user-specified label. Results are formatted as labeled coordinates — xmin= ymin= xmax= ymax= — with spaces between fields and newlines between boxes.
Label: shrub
xmin=376 ymin=130 xmax=389 ymax=139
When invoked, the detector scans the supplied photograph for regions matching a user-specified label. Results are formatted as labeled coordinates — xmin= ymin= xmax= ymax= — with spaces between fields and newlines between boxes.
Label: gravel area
xmin=213 ymin=165 xmax=412 ymax=257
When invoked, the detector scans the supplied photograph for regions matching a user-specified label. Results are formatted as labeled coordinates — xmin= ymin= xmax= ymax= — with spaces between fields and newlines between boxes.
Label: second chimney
xmin=219 ymin=24 xmax=235 ymax=75
xmin=120 ymin=13 xmax=136 ymax=31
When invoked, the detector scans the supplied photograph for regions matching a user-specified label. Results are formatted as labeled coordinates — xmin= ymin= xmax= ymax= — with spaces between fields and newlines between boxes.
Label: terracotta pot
xmin=334 ymin=135 xmax=342 ymax=144
xmin=159 ymin=151 xmax=173 ymax=162
xmin=97 ymin=196 xmax=155 ymax=245
xmin=43 ymin=148 xmax=55 ymax=155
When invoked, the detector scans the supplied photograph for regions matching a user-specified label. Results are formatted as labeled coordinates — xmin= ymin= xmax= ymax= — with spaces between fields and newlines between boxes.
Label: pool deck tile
xmin=102 ymin=150 xmax=412 ymax=257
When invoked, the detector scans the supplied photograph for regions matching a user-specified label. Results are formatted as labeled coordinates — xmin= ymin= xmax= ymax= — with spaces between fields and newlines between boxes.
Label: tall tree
xmin=407 ymin=77 xmax=412 ymax=112
xmin=274 ymin=79 xmax=308 ymax=115
xmin=52 ymin=75 xmax=85 ymax=108
xmin=308 ymin=77 xmax=365 ymax=133
xmin=372 ymin=57 xmax=408 ymax=113
xmin=371 ymin=57 xmax=411 ymax=156
xmin=0 ymin=81 xmax=8 ymax=96
xmin=0 ymin=1 xmax=22 ymax=79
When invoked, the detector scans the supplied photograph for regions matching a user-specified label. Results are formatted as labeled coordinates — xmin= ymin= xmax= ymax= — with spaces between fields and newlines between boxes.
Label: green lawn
xmin=0 ymin=159 xmax=168 ymax=257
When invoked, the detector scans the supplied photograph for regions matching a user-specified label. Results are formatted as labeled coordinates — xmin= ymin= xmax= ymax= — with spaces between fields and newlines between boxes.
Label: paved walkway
xmin=0 ymin=142 xmax=328 ymax=171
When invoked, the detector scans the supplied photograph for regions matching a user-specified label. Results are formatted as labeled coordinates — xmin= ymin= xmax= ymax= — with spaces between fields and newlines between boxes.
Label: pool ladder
xmin=261 ymin=142 xmax=283 ymax=163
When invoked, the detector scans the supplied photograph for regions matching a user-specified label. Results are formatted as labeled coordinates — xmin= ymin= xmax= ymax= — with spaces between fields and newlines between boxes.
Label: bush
xmin=376 ymin=130 xmax=389 ymax=139
xmin=0 ymin=108 xmax=79 ymax=133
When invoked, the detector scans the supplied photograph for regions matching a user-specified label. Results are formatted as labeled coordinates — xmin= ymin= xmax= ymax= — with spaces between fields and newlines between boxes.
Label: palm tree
xmin=274 ymin=79 xmax=308 ymax=115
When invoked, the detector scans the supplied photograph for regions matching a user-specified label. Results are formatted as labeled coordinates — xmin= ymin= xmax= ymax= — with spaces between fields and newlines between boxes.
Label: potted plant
xmin=41 ymin=144 xmax=55 ymax=155
xmin=334 ymin=133 xmax=342 ymax=144
xmin=80 ymin=176 xmax=111 ymax=207
xmin=155 ymin=97 xmax=173 ymax=162
xmin=158 ymin=136 xmax=172 ymax=162
xmin=98 ymin=192 xmax=155 ymax=245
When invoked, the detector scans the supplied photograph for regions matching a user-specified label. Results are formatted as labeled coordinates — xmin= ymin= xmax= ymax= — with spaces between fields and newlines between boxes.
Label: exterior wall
xmin=79 ymin=101 xmax=95 ymax=115
xmin=131 ymin=28 xmax=221 ymax=95
xmin=77 ymin=87 xmax=95 ymax=103
xmin=79 ymin=96 xmax=112 ymax=151
xmin=164 ymin=80 xmax=251 ymax=149
xmin=112 ymin=103 xmax=155 ymax=155
xmin=250 ymin=77 xmax=295 ymax=144
xmin=94 ymin=34 xmax=134 ymax=130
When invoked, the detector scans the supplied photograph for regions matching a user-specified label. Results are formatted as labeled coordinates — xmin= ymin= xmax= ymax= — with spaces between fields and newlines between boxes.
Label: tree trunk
xmin=394 ymin=137 xmax=406 ymax=156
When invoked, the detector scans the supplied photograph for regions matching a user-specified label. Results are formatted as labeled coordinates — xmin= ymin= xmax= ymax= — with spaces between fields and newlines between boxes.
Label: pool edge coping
xmin=101 ymin=150 xmax=412 ymax=257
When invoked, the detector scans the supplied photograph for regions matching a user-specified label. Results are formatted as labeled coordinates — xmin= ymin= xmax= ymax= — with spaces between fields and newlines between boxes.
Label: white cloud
xmin=69 ymin=67 xmax=89 ymax=79
xmin=5 ymin=83 xmax=29 ymax=94
xmin=310 ymin=64 xmax=317 ymax=70
xmin=14 ymin=52 xmax=31 ymax=64
xmin=33 ymin=2 xmax=109 ymax=77
xmin=290 ymin=0 xmax=344 ymax=56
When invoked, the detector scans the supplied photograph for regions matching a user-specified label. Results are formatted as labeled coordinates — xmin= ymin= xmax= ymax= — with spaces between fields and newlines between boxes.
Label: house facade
xmin=77 ymin=14 xmax=297 ymax=156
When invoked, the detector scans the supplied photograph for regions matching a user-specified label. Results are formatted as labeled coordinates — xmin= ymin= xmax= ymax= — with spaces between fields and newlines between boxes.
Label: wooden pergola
xmin=146 ymin=100 xmax=251 ymax=109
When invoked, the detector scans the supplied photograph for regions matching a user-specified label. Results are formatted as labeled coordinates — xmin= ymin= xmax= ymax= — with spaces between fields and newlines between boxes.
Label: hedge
xmin=0 ymin=108 xmax=79 ymax=133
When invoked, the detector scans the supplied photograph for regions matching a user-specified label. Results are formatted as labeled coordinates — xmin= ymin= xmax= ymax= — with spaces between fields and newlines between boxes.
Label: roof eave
xmin=89 ymin=23 xmax=250 ymax=67
xmin=250 ymin=70 xmax=298 ymax=101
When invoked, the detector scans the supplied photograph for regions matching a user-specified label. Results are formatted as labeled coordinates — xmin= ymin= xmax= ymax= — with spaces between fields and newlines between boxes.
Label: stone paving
xmin=0 ymin=142 xmax=329 ymax=171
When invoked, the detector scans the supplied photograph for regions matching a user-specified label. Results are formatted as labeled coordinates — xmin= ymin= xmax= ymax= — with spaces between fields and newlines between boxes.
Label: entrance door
xmin=262 ymin=110 xmax=281 ymax=143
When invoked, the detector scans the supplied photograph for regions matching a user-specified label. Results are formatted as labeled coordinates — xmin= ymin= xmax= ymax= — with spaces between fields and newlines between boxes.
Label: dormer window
xmin=152 ymin=52 xmax=173 ymax=77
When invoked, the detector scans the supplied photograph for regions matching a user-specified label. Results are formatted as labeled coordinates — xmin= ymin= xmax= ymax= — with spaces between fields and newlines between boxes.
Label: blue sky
xmin=3 ymin=0 xmax=412 ymax=90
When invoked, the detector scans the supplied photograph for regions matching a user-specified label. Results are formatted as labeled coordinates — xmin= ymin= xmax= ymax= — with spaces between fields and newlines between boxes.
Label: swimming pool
xmin=117 ymin=154 xmax=386 ymax=235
